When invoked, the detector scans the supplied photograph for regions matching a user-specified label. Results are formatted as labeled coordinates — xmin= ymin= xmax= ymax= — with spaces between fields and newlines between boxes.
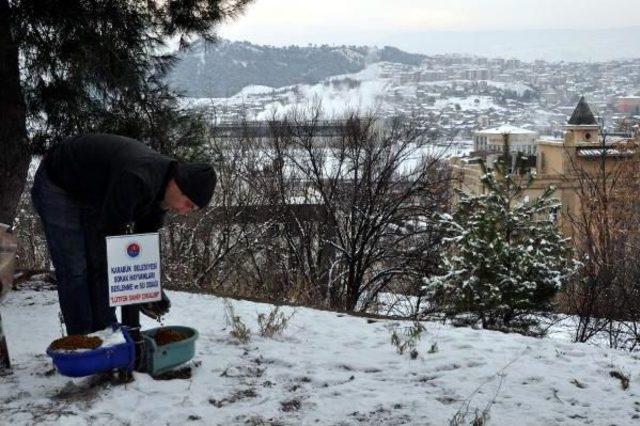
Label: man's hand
xmin=140 ymin=290 xmax=171 ymax=320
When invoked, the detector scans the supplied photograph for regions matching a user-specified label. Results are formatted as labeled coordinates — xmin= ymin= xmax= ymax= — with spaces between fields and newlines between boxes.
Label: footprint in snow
xmin=434 ymin=363 xmax=463 ymax=372
xmin=521 ymin=376 xmax=545 ymax=385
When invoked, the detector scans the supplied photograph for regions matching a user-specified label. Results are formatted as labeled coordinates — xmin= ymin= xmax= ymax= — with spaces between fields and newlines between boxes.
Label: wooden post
xmin=0 ymin=313 xmax=10 ymax=371
xmin=0 ymin=223 xmax=17 ymax=372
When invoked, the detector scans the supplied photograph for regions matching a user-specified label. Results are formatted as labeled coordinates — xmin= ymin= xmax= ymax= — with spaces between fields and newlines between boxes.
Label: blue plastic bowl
xmin=46 ymin=326 xmax=135 ymax=377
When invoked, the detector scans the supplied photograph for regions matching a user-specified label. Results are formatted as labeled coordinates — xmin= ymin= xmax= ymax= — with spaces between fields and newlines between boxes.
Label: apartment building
xmin=454 ymin=97 xmax=639 ymax=240
xmin=473 ymin=125 xmax=539 ymax=155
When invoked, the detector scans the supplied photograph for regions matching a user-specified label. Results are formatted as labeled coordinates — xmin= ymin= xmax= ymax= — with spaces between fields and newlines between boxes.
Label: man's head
xmin=162 ymin=162 xmax=216 ymax=214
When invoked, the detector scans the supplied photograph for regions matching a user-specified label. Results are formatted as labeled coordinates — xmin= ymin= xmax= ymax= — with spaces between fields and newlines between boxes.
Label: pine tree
xmin=0 ymin=0 xmax=253 ymax=224
xmin=0 ymin=0 xmax=253 ymax=373
xmin=424 ymin=155 xmax=578 ymax=330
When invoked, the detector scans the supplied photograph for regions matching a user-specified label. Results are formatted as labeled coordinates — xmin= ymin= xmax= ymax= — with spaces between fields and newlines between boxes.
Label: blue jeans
xmin=31 ymin=164 xmax=116 ymax=334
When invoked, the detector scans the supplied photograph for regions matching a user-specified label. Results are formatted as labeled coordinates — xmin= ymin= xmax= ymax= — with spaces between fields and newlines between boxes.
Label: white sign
xmin=106 ymin=233 xmax=161 ymax=307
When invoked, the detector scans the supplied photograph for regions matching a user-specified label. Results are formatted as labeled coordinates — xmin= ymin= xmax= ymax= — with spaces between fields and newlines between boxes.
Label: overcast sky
xmin=219 ymin=0 xmax=640 ymax=46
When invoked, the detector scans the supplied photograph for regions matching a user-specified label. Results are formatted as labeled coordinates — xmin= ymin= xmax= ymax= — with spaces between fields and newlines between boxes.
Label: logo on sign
xmin=126 ymin=242 xmax=141 ymax=258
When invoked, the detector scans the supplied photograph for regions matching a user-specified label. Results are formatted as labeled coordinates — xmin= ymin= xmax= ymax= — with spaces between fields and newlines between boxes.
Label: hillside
xmin=2 ymin=284 xmax=640 ymax=425
xmin=167 ymin=39 xmax=426 ymax=97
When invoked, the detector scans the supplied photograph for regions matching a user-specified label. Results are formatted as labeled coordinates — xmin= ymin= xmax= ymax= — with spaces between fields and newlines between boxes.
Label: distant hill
xmin=167 ymin=40 xmax=426 ymax=97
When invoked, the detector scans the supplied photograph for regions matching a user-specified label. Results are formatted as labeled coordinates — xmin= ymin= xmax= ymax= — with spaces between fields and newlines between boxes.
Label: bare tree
xmin=162 ymin=125 xmax=277 ymax=294
xmin=160 ymin=109 xmax=453 ymax=313
xmin=562 ymin=134 xmax=640 ymax=348
xmin=258 ymin=110 xmax=452 ymax=311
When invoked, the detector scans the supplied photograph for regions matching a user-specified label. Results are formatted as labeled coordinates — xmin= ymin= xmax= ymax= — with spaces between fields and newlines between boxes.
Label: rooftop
xmin=576 ymin=148 xmax=634 ymax=158
xmin=568 ymin=96 xmax=598 ymax=126
xmin=475 ymin=124 xmax=537 ymax=135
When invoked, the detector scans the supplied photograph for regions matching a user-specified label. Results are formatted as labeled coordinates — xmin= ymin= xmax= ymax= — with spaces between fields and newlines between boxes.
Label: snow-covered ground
xmin=183 ymin=63 xmax=528 ymax=122
xmin=433 ymin=95 xmax=502 ymax=112
xmin=415 ymin=80 xmax=532 ymax=98
xmin=180 ymin=60 xmax=542 ymax=128
xmin=2 ymin=287 xmax=640 ymax=425
xmin=203 ymin=63 xmax=391 ymax=120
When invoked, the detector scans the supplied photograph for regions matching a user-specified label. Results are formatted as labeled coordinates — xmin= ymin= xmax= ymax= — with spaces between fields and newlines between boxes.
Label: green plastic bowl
xmin=141 ymin=326 xmax=198 ymax=376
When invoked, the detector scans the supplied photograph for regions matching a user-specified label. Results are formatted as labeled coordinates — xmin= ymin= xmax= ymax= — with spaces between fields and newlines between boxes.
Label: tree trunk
xmin=0 ymin=0 xmax=27 ymax=372
xmin=0 ymin=0 xmax=29 ymax=225
xmin=0 ymin=313 xmax=9 ymax=371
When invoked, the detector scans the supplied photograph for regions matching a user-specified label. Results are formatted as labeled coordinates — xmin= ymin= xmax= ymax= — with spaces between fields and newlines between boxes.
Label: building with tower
xmin=451 ymin=96 xmax=640 ymax=241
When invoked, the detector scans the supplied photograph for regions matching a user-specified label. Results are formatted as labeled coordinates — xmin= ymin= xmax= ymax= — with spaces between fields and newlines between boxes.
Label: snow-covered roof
xmin=475 ymin=125 xmax=538 ymax=135
xmin=577 ymin=148 xmax=635 ymax=158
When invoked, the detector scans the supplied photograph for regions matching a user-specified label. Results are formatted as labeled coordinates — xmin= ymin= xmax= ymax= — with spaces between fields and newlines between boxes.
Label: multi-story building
xmin=473 ymin=125 xmax=538 ymax=155
xmin=454 ymin=97 xmax=639 ymax=241
xmin=616 ymin=96 xmax=640 ymax=114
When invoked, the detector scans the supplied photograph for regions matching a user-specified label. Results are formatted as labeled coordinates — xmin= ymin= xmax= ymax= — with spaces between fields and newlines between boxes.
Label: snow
xmin=90 ymin=327 xmax=126 ymax=348
xmin=330 ymin=47 xmax=363 ymax=62
xmin=236 ymin=85 xmax=276 ymax=96
xmin=178 ymin=97 xmax=217 ymax=109
xmin=416 ymin=79 xmax=532 ymax=97
xmin=26 ymin=156 xmax=42 ymax=181
xmin=484 ymin=81 xmax=533 ymax=97
xmin=213 ymin=143 xmax=470 ymax=183
xmin=196 ymin=49 xmax=205 ymax=66
xmin=232 ymin=60 xmax=249 ymax=68
xmin=476 ymin=125 xmax=538 ymax=135
xmin=3 ymin=288 xmax=640 ymax=425
xmin=178 ymin=64 xmax=538 ymax=122
xmin=433 ymin=95 xmax=502 ymax=112
xmin=208 ymin=63 xmax=391 ymax=119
